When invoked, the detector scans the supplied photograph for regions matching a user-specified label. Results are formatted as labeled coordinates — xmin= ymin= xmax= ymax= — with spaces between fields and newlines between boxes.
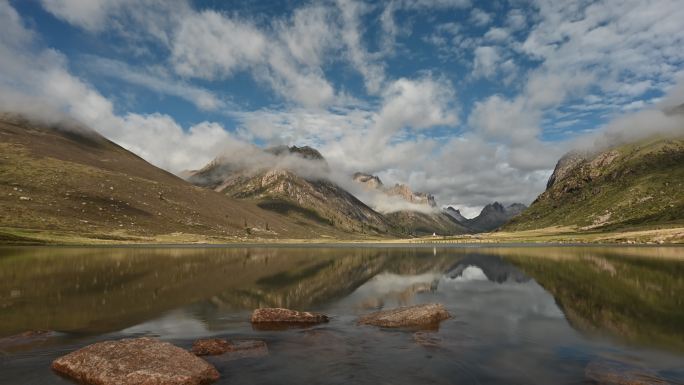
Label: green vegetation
xmin=506 ymin=137 xmax=684 ymax=231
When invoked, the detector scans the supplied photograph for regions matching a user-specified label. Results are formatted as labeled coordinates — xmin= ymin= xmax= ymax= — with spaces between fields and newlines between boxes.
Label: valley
xmin=0 ymin=114 xmax=682 ymax=245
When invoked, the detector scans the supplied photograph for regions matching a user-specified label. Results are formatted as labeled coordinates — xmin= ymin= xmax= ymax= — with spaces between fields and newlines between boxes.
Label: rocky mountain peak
xmin=385 ymin=183 xmax=437 ymax=207
xmin=353 ymin=172 xmax=384 ymax=189
xmin=546 ymin=151 xmax=587 ymax=189
xmin=265 ymin=145 xmax=326 ymax=162
xmin=352 ymin=172 xmax=437 ymax=208
xmin=482 ymin=202 xmax=505 ymax=213
xmin=453 ymin=201 xmax=527 ymax=232
xmin=445 ymin=206 xmax=467 ymax=223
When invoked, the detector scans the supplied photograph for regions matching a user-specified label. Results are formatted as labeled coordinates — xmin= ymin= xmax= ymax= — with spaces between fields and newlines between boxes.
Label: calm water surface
xmin=0 ymin=245 xmax=683 ymax=384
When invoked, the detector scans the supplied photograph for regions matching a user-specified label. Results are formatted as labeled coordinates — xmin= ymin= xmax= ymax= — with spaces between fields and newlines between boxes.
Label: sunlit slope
xmin=505 ymin=137 xmax=684 ymax=231
xmin=0 ymin=115 xmax=341 ymax=241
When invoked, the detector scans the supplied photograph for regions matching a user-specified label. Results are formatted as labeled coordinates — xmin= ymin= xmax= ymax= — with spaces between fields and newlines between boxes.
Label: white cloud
xmin=39 ymin=0 xmax=187 ymax=45
xmin=505 ymin=9 xmax=527 ymax=31
xmin=39 ymin=0 xmax=124 ymax=31
xmin=484 ymin=27 xmax=510 ymax=42
xmin=170 ymin=4 xmax=341 ymax=108
xmin=522 ymin=0 xmax=684 ymax=110
xmin=397 ymin=0 xmax=470 ymax=9
xmin=472 ymin=46 xmax=501 ymax=79
xmin=171 ymin=10 xmax=266 ymax=79
xmin=115 ymin=114 xmax=243 ymax=172
xmin=469 ymin=95 xmax=539 ymax=145
xmin=337 ymin=0 xmax=386 ymax=94
xmin=85 ymin=56 xmax=224 ymax=111
xmin=470 ymin=8 xmax=491 ymax=27
xmin=277 ymin=5 xmax=338 ymax=68
xmin=375 ymin=77 xmax=458 ymax=135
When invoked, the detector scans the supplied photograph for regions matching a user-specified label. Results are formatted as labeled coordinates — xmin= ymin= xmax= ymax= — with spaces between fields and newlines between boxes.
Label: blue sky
xmin=1 ymin=0 xmax=683 ymax=216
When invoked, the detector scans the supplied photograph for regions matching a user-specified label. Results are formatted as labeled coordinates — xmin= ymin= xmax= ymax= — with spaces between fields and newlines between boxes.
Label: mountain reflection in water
xmin=0 ymin=246 xmax=683 ymax=384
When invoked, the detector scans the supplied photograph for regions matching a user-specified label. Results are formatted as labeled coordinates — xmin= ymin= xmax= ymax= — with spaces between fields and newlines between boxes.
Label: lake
xmin=1 ymin=245 xmax=683 ymax=384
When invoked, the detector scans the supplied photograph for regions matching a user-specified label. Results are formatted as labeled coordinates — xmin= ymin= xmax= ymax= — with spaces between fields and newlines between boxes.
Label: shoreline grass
xmin=1 ymin=225 xmax=682 ymax=247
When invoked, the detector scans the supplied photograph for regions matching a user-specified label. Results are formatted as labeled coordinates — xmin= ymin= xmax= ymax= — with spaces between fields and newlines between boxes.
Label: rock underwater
xmin=251 ymin=308 xmax=329 ymax=324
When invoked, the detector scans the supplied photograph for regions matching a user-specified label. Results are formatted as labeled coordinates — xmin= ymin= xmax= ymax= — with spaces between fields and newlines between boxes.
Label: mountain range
xmin=186 ymin=146 xmax=394 ymax=235
xmin=352 ymin=172 xmax=469 ymax=235
xmin=1 ymin=113 xmax=681 ymax=243
xmin=446 ymin=203 xmax=527 ymax=232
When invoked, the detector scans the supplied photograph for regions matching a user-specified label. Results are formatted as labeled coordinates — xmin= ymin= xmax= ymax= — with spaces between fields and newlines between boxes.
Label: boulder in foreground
xmin=251 ymin=308 xmax=329 ymax=324
xmin=191 ymin=338 xmax=268 ymax=361
xmin=51 ymin=337 xmax=219 ymax=385
xmin=358 ymin=303 xmax=450 ymax=328
xmin=585 ymin=359 xmax=671 ymax=385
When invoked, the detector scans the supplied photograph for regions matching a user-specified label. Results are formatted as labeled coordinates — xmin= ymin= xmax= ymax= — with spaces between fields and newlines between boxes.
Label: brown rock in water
xmin=191 ymin=338 xmax=268 ymax=361
xmin=212 ymin=340 xmax=269 ymax=362
xmin=585 ymin=359 xmax=671 ymax=385
xmin=51 ymin=337 xmax=219 ymax=385
xmin=358 ymin=303 xmax=450 ymax=328
xmin=251 ymin=308 xmax=329 ymax=324
xmin=0 ymin=330 xmax=56 ymax=351
xmin=191 ymin=338 xmax=233 ymax=356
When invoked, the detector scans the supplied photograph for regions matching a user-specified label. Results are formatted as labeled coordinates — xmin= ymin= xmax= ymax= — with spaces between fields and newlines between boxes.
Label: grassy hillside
xmin=505 ymin=137 xmax=684 ymax=232
xmin=0 ymin=115 xmax=358 ymax=243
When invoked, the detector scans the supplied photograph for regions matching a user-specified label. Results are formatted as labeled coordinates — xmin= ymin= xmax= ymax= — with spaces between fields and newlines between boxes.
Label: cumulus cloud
xmin=484 ymin=27 xmax=510 ymax=42
xmin=171 ymin=10 xmax=266 ymax=79
xmin=470 ymin=8 xmax=492 ymax=26
xmin=169 ymin=3 xmax=342 ymax=108
xmin=505 ymin=9 xmax=527 ymax=31
xmin=375 ymin=77 xmax=458 ymax=135
xmin=472 ymin=46 xmax=501 ymax=79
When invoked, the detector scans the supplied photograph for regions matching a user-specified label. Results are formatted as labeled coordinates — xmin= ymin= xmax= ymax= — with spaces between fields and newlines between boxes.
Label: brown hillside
xmin=0 ymin=115 xmax=348 ymax=242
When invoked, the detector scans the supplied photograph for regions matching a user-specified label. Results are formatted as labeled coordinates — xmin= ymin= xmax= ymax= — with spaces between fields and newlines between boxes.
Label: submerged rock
xmin=51 ymin=337 xmax=219 ymax=385
xmin=251 ymin=308 xmax=329 ymax=324
xmin=358 ymin=303 xmax=450 ymax=328
xmin=191 ymin=338 xmax=233 ymax=356
xmin=585 ymin=359 xmax=671 ymax=385
xmin=0 ymin=330 xmax=56 ymax=351
xmin=191 ymin=338 xmax=268 ymax=361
